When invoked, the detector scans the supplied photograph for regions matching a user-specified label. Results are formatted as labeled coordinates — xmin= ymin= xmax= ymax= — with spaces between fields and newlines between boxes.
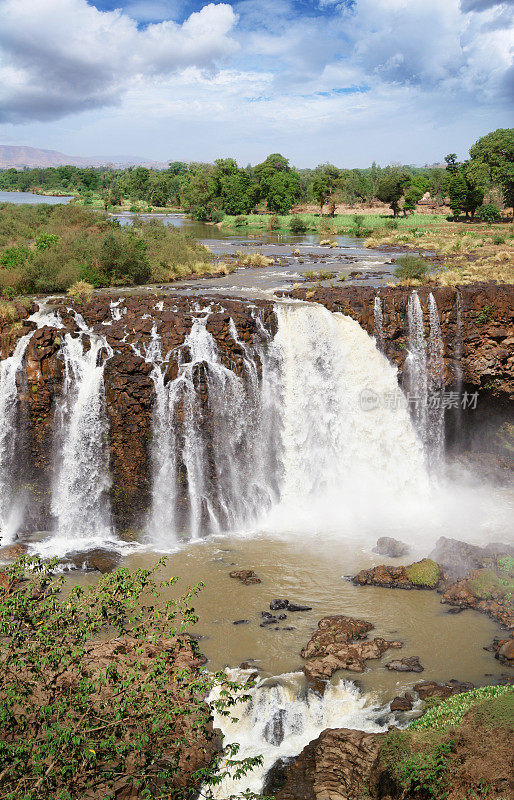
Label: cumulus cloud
xmin=0 ymin=0 xmax=238 ymax=123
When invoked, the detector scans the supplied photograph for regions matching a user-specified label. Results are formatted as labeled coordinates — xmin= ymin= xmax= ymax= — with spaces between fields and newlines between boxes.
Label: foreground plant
xmin=0 ymin=557 xmax=262 ymax=800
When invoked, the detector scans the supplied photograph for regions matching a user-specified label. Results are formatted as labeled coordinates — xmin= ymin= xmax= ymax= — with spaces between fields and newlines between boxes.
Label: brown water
xmin=65 ymin=533 xmax=505 ymax=702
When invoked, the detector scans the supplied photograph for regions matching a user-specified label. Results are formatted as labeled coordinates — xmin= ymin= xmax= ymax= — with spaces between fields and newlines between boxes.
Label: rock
xmin=264 ymin=709 xmax=287 ymax=746
xmin=278 ymin=614 xmax=287 ymax=620
xmin=233 ymin=619 xmax=250 ymax=625
xmin=429 ymin=536 xmax=513 ymax=578
xmin=287 ymin=603 xmax=313 ymax=612
xmin=390 ymin=692 xmax=413 ymax=711
xmin=270 ymin=598 xmax=289 ymax=610
xmin=373 ymin=536 xmax=410 ymax=558
xmin=301 ymin=615 xmax=402 ymax=681
xmin=229 ymin=569 xmax=262 ymax=584
xmin=387 ymin=656 xmax=424 ymax=673
xmin=440 ymin=568 xmax=513 ymax=629
xmin=413 ymin=679 xmax=474 ymax=700
xmin=262 ymin=757 xmax=296 ymax=797
xmin=497 ymin=637 xmax=514 ymax=665
xmin=274 ymin=727 xmax=384 ymax=800
xmin=69 ymin=548 xmax=121 ymax=573
xmin=353 ymin=558 xmax=441 ymax=590
xmin=0 ymin=543 xmax=28 ymax=561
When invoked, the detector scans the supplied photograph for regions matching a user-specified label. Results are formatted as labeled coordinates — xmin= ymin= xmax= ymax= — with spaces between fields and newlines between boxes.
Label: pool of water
xmin=0 ymin=190 xmax=74 ymax=205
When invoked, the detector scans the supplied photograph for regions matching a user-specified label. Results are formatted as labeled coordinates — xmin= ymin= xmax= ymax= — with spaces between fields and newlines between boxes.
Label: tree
xmin=444 ymin=153 xmax=460 ymax=175
xmin=265 ymin=171 xmax=301 ymax=214
xmin=180 ymin=166 xmax=222 ymax=222
xmin=376 ymin=171 xmax=411 ymax=217
xmin=311 ymin=164 xmax=342 ymax=214
xmin=468 ymin=128 xmax=514 ymax=209
xmin=213 ymin=159 xmax=259 ymax=215
xmin=448 ymin=172 xmax=468 ymax=218
xmin=0 ymin=557 xmax=262 ymax=800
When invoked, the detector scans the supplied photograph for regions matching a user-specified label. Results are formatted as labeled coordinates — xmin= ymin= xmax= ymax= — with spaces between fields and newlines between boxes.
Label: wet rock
xmin=353 ymin=559 xmax=441 ymax=590
xmin=413 ymin=679 xmax=474 ymax=700
xmin=287 ymin=603 xmax=313 ymax=612
xmin=429 ymin=536 xmax=514 ymax=578
xmin=301 ymin=615 xmax=402 ymax=681
xmin=262 ymin=757 xmax=296 ymax=796
xmin=0 ymin=543 xmax=28 ymax=561
xmin=440 ymin=568 xmax=513 ymax=629
xmin=387 ymin=656 xmax=424 ymax=673
xmin=264 ymin=708 xmax=287 ymax=746
xmin=270 ymin=598 xmax=289 ymax=610
xmin=274 ymin=727 xmax=384 ymax=800
xmin=496 ymin=637 xmax=514 ymax=665
xmin=69 ymin=548 xmax=121 ymax=573
xmin=373 ymin=536 xmax=410 ymax=558
xmin=233 ymin=619 xmax=250 ymax=625
xmin=229 ymin=569 xmax=262 ymax=584
xmin=278 ymin=613 xmax=287 ymax=620
xmin=390 ymin=692 xmax=413 ymax=711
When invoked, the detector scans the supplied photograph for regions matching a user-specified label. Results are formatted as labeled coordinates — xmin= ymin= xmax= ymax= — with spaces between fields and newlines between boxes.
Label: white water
xmin=0 ymin=334 xmax=34 ymax=543
xmin=263 ymin=303 xmax=428 ymax=533
xmin=149 ymin=316 xmax=277 ymax=547
xmin=208 ymin=670 xmax=391 ymax=798
xmin=373 ymin=294 xmax=384 ymax=350
xmin=48 ymin=332 xmax=114 ymax=555
xmin=427 ymin=293 xmax=445 ymax=468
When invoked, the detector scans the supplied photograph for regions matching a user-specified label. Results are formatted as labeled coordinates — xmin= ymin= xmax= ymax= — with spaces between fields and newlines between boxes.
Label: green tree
xmin=181 ymin=166 xmax=222 ymax=222
xmin=266 ymin=171 xmax=301 ymax=214
xmin=448 ymin=171 xmax=468 ymax=218
xmin=468 ymin=128 xmax=514 ymax=209
xmin=311 ymin=164 xmax=342 ymax=214
xmin=376 ymin=170 xmax=411 ymax=217
xmin=444 ymin=153 xmax=460 ymax=175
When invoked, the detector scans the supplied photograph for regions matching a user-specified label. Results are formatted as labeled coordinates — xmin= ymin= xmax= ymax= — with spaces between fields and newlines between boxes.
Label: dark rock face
xmin=390 ymin=693 xmax=413 ymax=711
xmin=284 ymin=283 xmax=514 ymax=400
xmin=373 ymin=537 xmax=410 ymax=558
xmin=430 ymin=536 xmax=514 ymax=578
xmin=230 ymin=569 xmax=262 ymax=584
xmin=413 ymin=679 xmax=474 ymax=700
xmin=274 ymin=727 xmax=385 ymax=800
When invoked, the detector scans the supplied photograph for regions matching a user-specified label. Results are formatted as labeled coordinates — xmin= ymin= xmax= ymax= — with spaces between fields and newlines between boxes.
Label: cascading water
xmin=267 ymin=303 xmax=428 ymax=531
xmin=0 ymin=334 xmax=34 ymax=542
xmin=373 ymin=295 xmax=384 ymax=350
xmin=405 ymin=292 xmax=445 ymax=469
xmin=149 ymin=315 xmax=278 ymax=547
xmin=49 ymin=330 xmax=114 ymax=553
xmin=207 ymin=670 xmax=392 ymax=798
xmin=427 ymin=293 xmax=445 ymax=467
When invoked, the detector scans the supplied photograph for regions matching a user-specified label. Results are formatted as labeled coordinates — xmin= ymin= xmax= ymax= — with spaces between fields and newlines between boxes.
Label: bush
xmin=0 ymin=558 xmax=262 ymax=800
xmin=67 ymin=280 xmax=94 ymax=303
xmin=234 ymin=215 xmax=248 ymax=227
xmin=492 ymin=234 xmax=505 ymax=245
xmin=394 ymin=255 xmax=430 ymax=282
xmin=475 ymin=204 xmax=501 ymax=224
xmin=384 ymin=218 xmax=399 ymax=230
xmin=289 ymin=216 xmax=307 ymax=234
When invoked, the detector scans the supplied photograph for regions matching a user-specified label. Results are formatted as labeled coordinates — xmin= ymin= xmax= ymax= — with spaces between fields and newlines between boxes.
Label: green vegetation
xmin=475 ymin=204 xmax=501 ymax=224
xmin=0 ymin=204 xmax=220 ymax=294
xmin=0 ymin=557 xmax=264 ymax=800
xmin=380 ymin=686 xmax=514 ymax=800
xmin=394 ymin=255 xmax=430 ymax=281
xmin=467 ymin=557 xmax=513 ymax=608
xmin=304 ymin=269 xmax=333 ymax=282
xmin=411 ymin=685 xmax=514 ymax=732
xmin=405 ymin=558 xmax=441 ymax=588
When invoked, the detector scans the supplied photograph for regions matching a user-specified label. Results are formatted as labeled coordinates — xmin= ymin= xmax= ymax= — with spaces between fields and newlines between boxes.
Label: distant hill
xmin=0 ymin=146 xmax=168 ymax=169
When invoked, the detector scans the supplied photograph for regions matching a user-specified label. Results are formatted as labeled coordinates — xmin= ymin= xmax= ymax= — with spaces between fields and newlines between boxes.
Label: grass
xmin=221 ymin=212 xmax=447 ymax=235
xmin=233 ymin=251 xmax=274 ymax=268
xmin=411 ymin=685 xmax=514 ymax=732
xmin=394 ymin=255 xmax=430 ymax=281
xmin=304 ymin=269 xmax=333 ymax=282
xmin=467 ymin=557 xmax=513 ymax=607
xmin=405 ymin=558 xmax=441 ymax=588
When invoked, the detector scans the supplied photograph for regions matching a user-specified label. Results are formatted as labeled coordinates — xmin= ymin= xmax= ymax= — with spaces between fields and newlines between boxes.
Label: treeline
xmin=0 ymin=204 xmax=220 ymax=296
xmin=0 ymin=128 xmax=512 ymax=221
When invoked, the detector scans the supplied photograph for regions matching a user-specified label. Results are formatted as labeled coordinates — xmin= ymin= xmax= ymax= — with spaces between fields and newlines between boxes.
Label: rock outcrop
xmin=353 ymin=559 xmax=442 ymax=590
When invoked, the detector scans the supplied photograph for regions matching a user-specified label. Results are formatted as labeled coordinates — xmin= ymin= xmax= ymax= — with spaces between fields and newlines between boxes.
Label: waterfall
xmin=149 ymin=316 xmax=277 ymax=547
xmin=49 ymin=331 xmax=114 ymax=553
xmin=0 ymin=334 xmax=33 ymax=543
xmin=207 ymin=671 xmax=391 ymax=798
xmin=373 ymin=295 xmax=384 ymax=350
xmin=405 ymin=292 xmax=445 ymax=469
xmin=427 ymin=293 xmax=445 ymax=467
xmin=269 ymin=303 xmax=427 ymax=528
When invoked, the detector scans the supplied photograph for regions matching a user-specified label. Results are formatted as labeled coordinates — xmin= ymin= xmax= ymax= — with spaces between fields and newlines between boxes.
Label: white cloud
xmin=0 ymin=0 xmax=238 ymax=122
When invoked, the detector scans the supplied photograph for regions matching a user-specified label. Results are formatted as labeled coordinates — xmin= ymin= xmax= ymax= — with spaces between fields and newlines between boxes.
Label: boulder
xmin=429 ymin=536 xmax=513 ymax=578
xmin=229 ymin=569 xmax=262 ymax=584
xmin=413 ymin=679 xmax=474 ymax=700
xmin=373 ymin=537 xmax=410 ymax=558
xmin=69 ymin=548 xmax=121 ymax=573
xmin=386 ymin=656 xmax=424 ymax=673
xmin=0 ymin=543 xmax=28 ymax=562
xmin=390 ymin=692 xmax=413 ymax=711
xmin=353 ymin=559 xmax=441 ymax=590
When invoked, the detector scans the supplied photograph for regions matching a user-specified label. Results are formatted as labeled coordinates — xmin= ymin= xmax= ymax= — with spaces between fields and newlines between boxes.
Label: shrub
xmin=492 ymin=234 xmax=505 ymax=245
xmin=405 ymin=558 xmax=441 ymax=588
xmin=267 ymin=214 xmax=279 ymax=231
xmin=394 ymin=255 xmax=430 ymax=282
xmin=289 ymin=216 xmax=307 ymax=234
xmin=384 ymin=218 xmax=399 ymax=230
xmin=0 ymin=300 xmax=18 ymax=323
xmin=67 ymin=280 xmax=94 ymax=303
xmin=35 ymin=233 xmax=60 ymax=251
xmin=234 ymin=215 xmax=248 ymax=227
xmin=0 ymin=557 xmax=262 ymax=800
xmin=475 ymin=204 xmax=501 ymax=224
xmin=304 ymin=269 xmax=332 ymax=282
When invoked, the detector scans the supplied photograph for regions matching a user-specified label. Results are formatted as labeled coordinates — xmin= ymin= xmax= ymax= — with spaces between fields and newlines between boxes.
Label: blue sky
xmin=0 ymin=0 xmax=512 ymax=166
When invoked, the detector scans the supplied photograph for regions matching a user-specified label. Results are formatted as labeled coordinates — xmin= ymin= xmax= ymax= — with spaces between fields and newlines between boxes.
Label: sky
xmin=0 ymin=0 xmax=512 ymax=167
